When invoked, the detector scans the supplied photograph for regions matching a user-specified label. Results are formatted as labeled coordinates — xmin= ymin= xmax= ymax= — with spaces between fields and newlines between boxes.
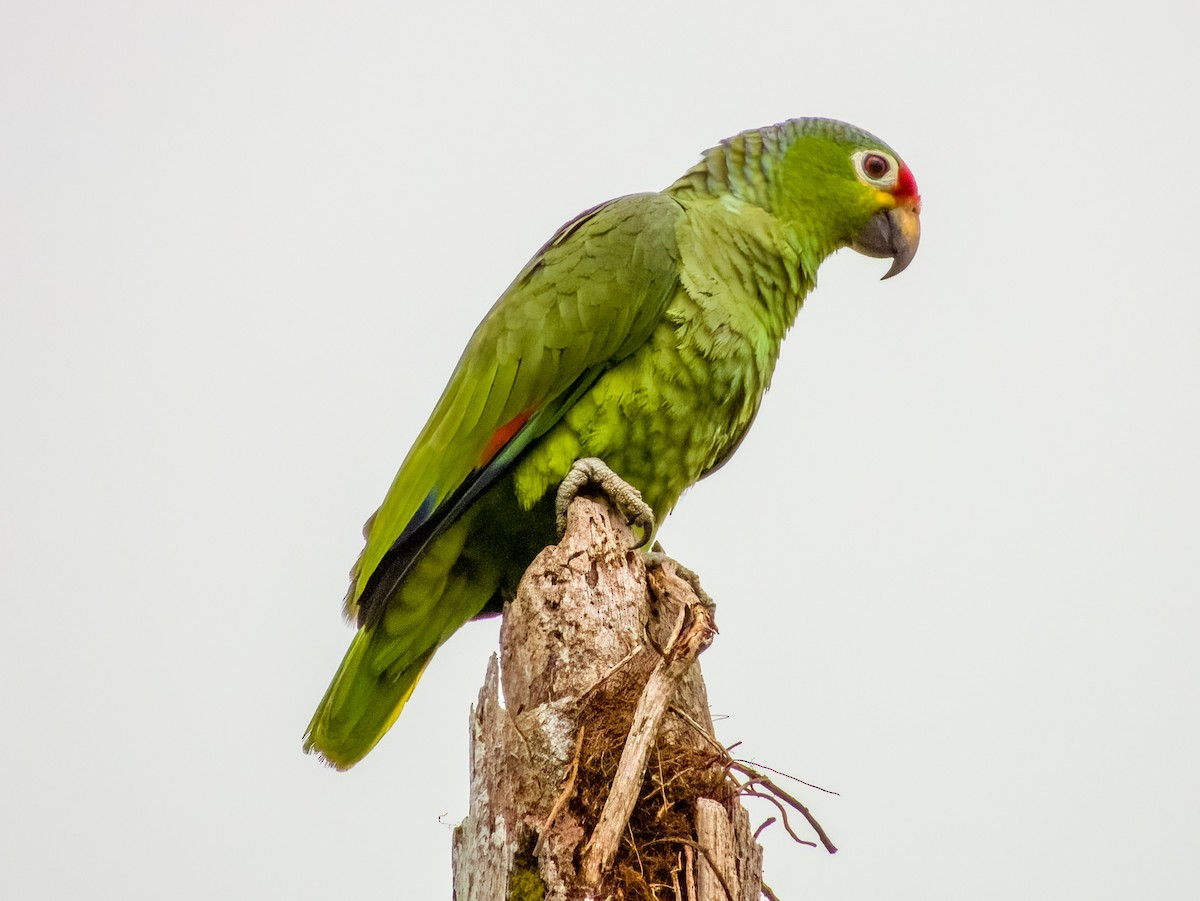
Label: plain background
xmin=2 ymin=1 xmax=1197 ymax=898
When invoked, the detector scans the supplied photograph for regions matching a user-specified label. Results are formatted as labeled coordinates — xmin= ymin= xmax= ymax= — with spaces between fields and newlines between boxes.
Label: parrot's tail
xmin=303 ymin=629 xmax=437 ymax=770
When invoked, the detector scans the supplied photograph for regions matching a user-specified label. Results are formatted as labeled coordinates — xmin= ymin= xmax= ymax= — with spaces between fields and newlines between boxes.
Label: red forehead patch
xmin=894 ymin=163 xmax=920 ymax=207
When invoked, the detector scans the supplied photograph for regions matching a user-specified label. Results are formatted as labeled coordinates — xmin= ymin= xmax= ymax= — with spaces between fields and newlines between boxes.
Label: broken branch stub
xmin=452 ymin=487 xmax=765 ymax=900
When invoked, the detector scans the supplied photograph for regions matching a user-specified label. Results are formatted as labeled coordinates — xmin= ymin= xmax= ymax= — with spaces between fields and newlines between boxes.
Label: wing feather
xmin=344 ymin=192 xmax=684 ymax=622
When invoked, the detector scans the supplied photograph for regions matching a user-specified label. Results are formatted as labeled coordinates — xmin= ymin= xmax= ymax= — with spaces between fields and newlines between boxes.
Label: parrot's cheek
xmin=851 ymin=206 xmax=921 ymax=279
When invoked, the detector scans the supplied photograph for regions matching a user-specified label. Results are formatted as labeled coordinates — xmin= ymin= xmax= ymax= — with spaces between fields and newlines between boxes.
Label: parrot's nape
xmin=305 ymin=117 xmax=921 ymax=769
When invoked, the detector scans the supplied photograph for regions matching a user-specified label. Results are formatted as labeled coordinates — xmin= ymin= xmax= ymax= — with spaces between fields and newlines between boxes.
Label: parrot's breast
xmin=513 ymin=199 xmax=807 ymax=522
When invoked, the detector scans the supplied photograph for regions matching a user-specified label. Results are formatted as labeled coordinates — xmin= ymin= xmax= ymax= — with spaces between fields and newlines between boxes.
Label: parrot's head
xmin=770 ymin=119 xmax=921 ymax=279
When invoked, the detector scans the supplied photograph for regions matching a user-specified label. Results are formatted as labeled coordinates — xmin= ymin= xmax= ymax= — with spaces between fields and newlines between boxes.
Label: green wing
xmin=344 ymin=191 xmax=684 ymax=624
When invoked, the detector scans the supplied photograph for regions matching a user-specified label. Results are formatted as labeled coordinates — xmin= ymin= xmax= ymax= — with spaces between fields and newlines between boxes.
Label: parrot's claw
xmin=556 ymin=457 xmax=655 ymax=548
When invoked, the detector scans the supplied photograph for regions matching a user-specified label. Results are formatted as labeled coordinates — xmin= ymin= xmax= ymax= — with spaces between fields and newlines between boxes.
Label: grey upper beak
xmin=851 ymin=205 xmax=921 ymax=279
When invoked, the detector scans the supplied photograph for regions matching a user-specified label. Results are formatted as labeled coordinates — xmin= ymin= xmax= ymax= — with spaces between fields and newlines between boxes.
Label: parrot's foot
xmin=556 ymin=457 xmax=655 ymax=548
xmin=647 ymin=541 xmax=716 ymax=613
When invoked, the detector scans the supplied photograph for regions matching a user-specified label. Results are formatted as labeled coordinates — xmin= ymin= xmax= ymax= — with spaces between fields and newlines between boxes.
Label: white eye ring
xmin=852 ymin=149 xmax=899 ymax=189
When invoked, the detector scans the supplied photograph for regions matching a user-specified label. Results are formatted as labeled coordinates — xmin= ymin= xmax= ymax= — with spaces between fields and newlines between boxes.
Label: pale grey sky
xmin=2 ymin=1 xmax=1197 ymax=898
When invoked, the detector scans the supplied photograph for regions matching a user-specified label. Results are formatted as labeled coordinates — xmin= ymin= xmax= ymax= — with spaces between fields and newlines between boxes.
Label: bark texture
xmin=452 ymin=490 xmax=764 ymax=900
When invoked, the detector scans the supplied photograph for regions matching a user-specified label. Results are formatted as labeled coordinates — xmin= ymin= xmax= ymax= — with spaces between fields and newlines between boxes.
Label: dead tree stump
xmin=451 ymin=490 xmax=765 ymax=900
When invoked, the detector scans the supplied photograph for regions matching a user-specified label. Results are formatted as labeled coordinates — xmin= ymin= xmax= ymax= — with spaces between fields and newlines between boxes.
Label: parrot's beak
xmin=851 ymin=203 xmax=921 ymax=279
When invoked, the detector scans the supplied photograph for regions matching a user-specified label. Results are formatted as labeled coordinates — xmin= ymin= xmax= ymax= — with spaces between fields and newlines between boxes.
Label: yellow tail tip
xmin=303 ymin=643 xmax=438 ymax=770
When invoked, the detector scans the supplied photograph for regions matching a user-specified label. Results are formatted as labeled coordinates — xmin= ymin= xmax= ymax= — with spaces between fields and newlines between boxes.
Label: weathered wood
xmin=452 ymin=489 xmax=765 ymax=900
xmin=696 ymin=798 xmax=736 ymax=901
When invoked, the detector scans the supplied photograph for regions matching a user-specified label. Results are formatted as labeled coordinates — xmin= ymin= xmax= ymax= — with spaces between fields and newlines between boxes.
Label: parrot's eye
xmin=863 ymin=154 xmax=889 ymax=179
xmin=852 ymin=149 xmax=900 ymax=189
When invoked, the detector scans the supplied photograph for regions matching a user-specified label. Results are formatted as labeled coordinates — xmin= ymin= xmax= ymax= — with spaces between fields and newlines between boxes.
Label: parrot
xmin=304 ymin=117 xmax=921 ymax=769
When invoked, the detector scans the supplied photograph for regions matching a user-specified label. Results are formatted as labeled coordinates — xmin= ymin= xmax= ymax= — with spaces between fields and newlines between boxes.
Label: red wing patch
xmin=479 ymin=410 xmax=533 ymax=466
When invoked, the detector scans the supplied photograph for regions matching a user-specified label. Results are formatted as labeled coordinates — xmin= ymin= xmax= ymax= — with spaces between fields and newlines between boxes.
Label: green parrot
xmin=305 ymin=117 xmax=921 ymax=769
